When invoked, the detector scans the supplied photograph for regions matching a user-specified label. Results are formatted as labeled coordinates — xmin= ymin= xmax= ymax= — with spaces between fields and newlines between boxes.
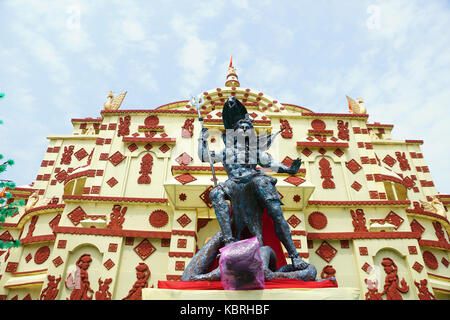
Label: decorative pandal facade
xmin=0 ymin=62 xmax=449 ymax=301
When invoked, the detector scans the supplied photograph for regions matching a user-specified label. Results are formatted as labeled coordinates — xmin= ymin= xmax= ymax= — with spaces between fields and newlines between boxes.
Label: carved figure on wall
xmin=123 ymin=263 xmax=150 ymax=300
xmin=40 ymin=275 xmax=62 ymax=300
xmin=432 ymin=221 xmax=447 ymax=243
xmin=107 ymin=205 xmax=127 ymax=230
xmin=183 ymin=97 xmax=317 ymax=282
xmin=118 ymin=115 xmax=131 ymax=137
xmin=380 ymin=257 xmax=409 ymax=300
xmin=414 ymin=279 xmax=436 ymax=300
xmin=280 ymin=119 xmax=293 ymax=139
xmin=137 ymin=153 xmax=153 ymax=184
xmin=320 ymin=265 xmax=336 ymax=279
xmin=319 ymin=158 xmax=335 ymax=189
xmin=68 ymin=254 xmax=94 ymax=300
xmin=95 ymin=278 xmax=113 ymax=300
xmin=350 ymin=209 xmax=368 ymax=232
xmin=364 ymin=278 xmax=383 ymax=300
xmin=337 ymin=120 xmax=349 ymax=141
xmin=60 ymin=145 xmax=75 ymax=165
xmin=395 ymin=152 xmax=410 ymax=171
xmin=181 ymin=118 xmax=195 ymax=138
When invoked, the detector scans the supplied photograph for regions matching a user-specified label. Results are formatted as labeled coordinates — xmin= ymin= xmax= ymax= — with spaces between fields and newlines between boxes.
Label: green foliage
xmin=0 ymin=117 xmax=23 ymax=249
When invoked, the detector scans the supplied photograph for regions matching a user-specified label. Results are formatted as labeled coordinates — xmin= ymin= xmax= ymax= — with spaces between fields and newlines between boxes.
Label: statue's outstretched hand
xmin=288 ymin=158 xmax=301 ymax=175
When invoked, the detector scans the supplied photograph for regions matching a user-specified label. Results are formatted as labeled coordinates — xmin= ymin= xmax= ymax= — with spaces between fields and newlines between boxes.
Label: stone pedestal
xmin=142 ymin=287 xmax=361 ymax=300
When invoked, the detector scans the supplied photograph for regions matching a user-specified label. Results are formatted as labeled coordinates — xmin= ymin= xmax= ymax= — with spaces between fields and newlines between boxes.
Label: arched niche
xmin=372 ymin=248 xmax=414 ymax=300
xmin=60 ymin=244 xmax=103 ymax=300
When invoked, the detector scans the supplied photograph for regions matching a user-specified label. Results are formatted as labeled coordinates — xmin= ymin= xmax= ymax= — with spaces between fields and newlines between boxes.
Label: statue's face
xmin=235 ymin=119 xmax=253 ymax=133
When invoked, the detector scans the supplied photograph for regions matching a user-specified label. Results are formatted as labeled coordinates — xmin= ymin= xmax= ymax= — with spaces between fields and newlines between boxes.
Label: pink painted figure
xmin=68 ymin=254 xmax=94 ymax=300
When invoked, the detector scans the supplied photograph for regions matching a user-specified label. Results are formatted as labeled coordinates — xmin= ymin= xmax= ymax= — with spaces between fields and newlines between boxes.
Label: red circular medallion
xmin=311 ymin=119 xmax=326 ymax=131
xmin=308 ymin=211 xmax=328 ymax=230
xmin=34 ymin=246 xmax=50 ymax=265
xmin=422 ymin=251 xmax=438 ymax=270
xmin=149 ymin=210 xmax=169 ymax=228
xmin=144 ymin=115 xmax=159 ymax=127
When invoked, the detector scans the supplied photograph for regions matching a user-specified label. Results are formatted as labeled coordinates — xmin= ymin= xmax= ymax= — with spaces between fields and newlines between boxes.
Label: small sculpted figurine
xmin=183 ymin=97 xmax=318 ymax=282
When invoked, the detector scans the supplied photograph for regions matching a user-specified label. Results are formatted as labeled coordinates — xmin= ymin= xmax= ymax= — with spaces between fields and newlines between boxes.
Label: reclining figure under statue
xmin=182 ymin=96 xmax=318 ymax=283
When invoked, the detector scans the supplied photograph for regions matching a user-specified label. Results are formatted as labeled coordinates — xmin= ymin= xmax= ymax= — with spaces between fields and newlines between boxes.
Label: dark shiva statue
xmin=182 ymin=96 xmax=318 ymax=282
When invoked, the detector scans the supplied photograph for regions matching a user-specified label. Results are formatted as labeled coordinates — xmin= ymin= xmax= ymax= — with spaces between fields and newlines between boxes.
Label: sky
xmin=0 ymin=0 xmax=449 ymax=193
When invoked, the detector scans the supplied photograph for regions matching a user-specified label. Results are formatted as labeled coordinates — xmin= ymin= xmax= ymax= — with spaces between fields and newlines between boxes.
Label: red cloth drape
xmin=207 ymin=207 xmax=287 ymax=272
xmin=158 ymin=278 xmax=337 ymax=290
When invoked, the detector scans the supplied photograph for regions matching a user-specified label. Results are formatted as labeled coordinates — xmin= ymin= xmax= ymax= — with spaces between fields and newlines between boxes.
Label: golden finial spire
xmin=225 ymin=56 xmax=240 ymax=87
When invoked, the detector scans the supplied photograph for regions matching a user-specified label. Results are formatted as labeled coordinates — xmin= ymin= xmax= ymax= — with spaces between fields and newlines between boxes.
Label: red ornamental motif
xmin=74 ymin=148 xmax=88 ymax=161
xmin=308 ymin=211 xmax=327 ymax=230
xmin=365 ymin=277 xmax=383 ymax=300
xmin=68 ymin=206 xmax=87 ymax=226
xmin=123 ymin=263 xmax=151 ymax=300
xmin=179 ymin=193 xmax=187 ymax=201
xmin=351 ymin=181 xmax=362 ymax=191
xmin=199 ymin=186 xmax=214 ymax=208
xmin=55 ymin=169 xmax=68 ymax=183
xmin=103 ymin=259 xmax=115 ymax=270
xmin=177 ymin=214 xmax=192 ymax=228
xmin=69 ymin=254 xmax=95 ymax=300
xmin=382 ymin=155 xmax=396 ymax=167
xmin=412 ymin=261 xmax=424 ymax=273
xmin=346 ymin=159 xmax=362 ymax=174
xmin=280 ymin=119 xmax=293 ymax=139
xmin=422 ymin=251 xmax=438 ymax=270
xmin=395 ymin=152 xmax=410 ymax=171
xmin=337 ymin=120 xmax=349 ymax=141
xmin=350 ymin=209 xmax=368 ymax=232
xmin=26 ymin=215 xmax=38 ymax=238
xmin=402 ymin=176 xmax=415 ymax=189
xmin=311 ymin=119 xmax=326 ymax=131
xmin=107 ymin=177 xmax=118 ymax=188
xmin=320 ymin=265 xmax=336 ymax=279
xmin=6 ymin=262 xmax=18 ymax=273
xmin=60 ymin=145 xmax=75 ymax=165
xmin=315 ymin=241 xmax=337 ymax=263
xmin=95 ymin=278 xmax=113 ymax=300
xmin=138 ymin=153 xmax=153 ymax=184
xmin=410 ymin=219 xmax=425 ymax=238
xmin=144 ymin=115 xmax=159 ymax=127
xmin=159 ymin=144 xmax=170 ymax=153
xmin=380 ymin=257 xmax=409 ymax=300
xmin=107 ymin=205 xmax=127 ymax=230
xmin=118 ymin=115 xmax=131 ymax=137
xmin=284 ymin=176 xmax=306 ymax=186
xmin=301 ymin=148 xmax=312 ymax=157
xmin=40 ymin=275 xmax=62 ymax=300
xmin=287 ymin=215 xmax=301 ymax=229
xmin=149 ymin=210 xmax=169 ymax=228
xmin=175 ymin=152 xmax=193 ymax=165
xmin=414 ymin=279 xmax=436 ymax=300
xmin=432 ymin=221 xmax=447 ymax=243
xmin=133 ymin=239 xmax=156 ymax=261
xmin=34 ymin=246 xmax=51 ymax=265
xmin=319 ymin=158 xmax=335 ymax=189
xmin=109 ymin=151 xmax=126 ymax=167
xmin=384 ymin=211 xmax=404 ymax=230
xmin=53 ymin=256 xmax=63 ymax=267
xmin=181 ymin=118 xmax=195 ymax=138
